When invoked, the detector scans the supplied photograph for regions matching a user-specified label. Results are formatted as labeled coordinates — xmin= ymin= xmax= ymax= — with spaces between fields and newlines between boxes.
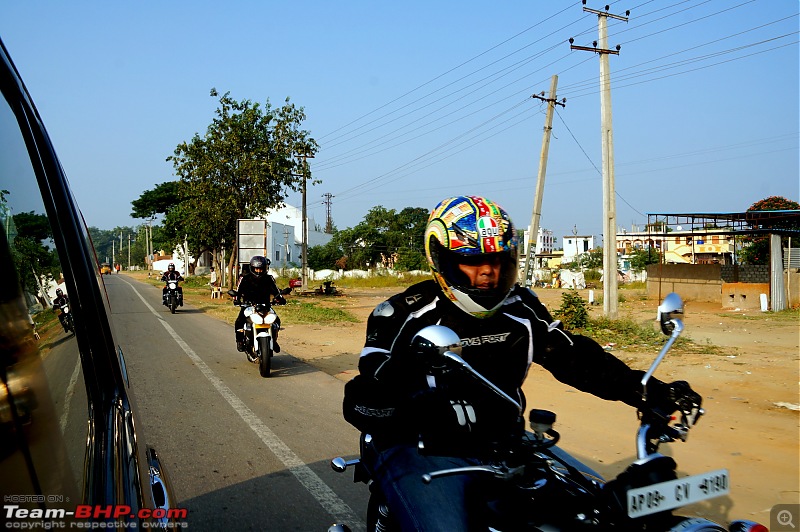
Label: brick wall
xmin=720 ymin=264 xmax=770 ymax=283
xmin=647 ymin=263 xmax=800 ymax=309
xmin=646 ymin=264 xmax=721 ymax=303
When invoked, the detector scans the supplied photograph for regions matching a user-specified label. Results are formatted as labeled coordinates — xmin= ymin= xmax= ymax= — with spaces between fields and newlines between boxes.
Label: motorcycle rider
xmin=52 ymin=287 xmax=71 ymax=332
xmin=160 ymin=263 xmax=184 ymax=307
xmin=343 ymin=195 xmax=702 ymax=531
xmin=233 ymin=255 xmax=285 ymax=355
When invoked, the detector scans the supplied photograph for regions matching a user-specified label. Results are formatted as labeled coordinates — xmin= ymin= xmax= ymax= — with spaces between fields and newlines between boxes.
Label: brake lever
xmin=421 ymin=463 xmax=525 ymax=484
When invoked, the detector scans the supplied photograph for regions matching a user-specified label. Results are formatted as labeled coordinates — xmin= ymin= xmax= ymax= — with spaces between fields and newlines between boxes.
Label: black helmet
xmin=249 ymin=256 xmax=268 ymax=278
xmin=56 ymin=288 xmax=64 ymax=297
xmin=168 ymin=263 xmax=176 ymax=272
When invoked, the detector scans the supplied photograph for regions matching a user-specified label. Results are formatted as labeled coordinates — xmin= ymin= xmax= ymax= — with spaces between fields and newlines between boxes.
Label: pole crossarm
xmin=569 ymin=44 xmax=619 ymax=55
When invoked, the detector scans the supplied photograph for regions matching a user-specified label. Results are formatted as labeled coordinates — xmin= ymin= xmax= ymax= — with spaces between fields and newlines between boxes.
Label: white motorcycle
xmin=57 ymin=301 xmax=74 ymax=334
xmin=229 ymin=288 xmax=290 ymax=378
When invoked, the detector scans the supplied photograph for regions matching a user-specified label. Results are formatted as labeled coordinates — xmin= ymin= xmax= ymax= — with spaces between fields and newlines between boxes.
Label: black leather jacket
xmin=53 ymin=294 xmax=69 ymax=309
xmin=161 ymin=271 xmax=184 ymax=283
xmin=235 ymin=273 xmax=281 ymax=305
xmin=344 ymin=280 xmax=664 ymax=452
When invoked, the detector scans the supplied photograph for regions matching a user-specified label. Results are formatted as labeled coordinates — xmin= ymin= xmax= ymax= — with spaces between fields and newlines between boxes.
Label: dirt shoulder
xmin=280 ymin=285 xmax=799 ymax=525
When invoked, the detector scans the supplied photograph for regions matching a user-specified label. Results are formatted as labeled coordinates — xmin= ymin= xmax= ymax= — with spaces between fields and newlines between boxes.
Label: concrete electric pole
xmin=570 ymin=2 xmax=628 ymax=318
xmin=522 ymin=75 xmax=565 ymax=288
xmin=294 ymin=153 xmax=314 ymax=290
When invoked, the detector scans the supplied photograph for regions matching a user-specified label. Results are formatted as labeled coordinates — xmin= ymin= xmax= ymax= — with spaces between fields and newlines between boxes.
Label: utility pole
xmin=522 ymin=75 xmax=565 ymax=288
xmin=283 ymin=227 xmax=290 ymax=272
xmin=294 ymin=152 xmax=314 ymax=290
xmin=570 ymin=1 xmax=628 ymax=318
xmin=322 ymin=192 xmax=334 ymax=234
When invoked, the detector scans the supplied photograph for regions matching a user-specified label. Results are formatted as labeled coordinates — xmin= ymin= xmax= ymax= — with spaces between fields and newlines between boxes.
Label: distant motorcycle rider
xmin=53 ymin=288 xmax=70 ymax=332
xmin=233 ymin=256 xmax=285 ymax=354
xmin=161 ymin=263 xmax=184 ymax=307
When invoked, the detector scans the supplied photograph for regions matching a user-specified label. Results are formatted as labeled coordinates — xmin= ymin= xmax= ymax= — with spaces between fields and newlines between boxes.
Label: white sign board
xmin=237 ymin=219 xmax=267 ymax=276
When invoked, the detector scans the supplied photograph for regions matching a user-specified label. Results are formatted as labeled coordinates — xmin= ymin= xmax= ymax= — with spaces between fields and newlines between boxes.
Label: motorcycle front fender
xmin=253 ymin=327 xmax=271 ymax=338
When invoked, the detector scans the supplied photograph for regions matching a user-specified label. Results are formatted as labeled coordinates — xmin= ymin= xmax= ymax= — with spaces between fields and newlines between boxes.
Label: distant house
xmin=519 ymin=227 xmax=557 ymax=271
xmin=617 ymin=226 xmax=736 ymax=265
xmin=262 ymin=204 xmax=333 ymax=267
xmin=562 ymin=234 xmax=595 ymax=263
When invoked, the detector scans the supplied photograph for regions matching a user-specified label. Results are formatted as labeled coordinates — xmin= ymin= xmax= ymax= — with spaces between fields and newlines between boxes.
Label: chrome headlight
xmin=168 ymin=282 xmax=177 ymax=289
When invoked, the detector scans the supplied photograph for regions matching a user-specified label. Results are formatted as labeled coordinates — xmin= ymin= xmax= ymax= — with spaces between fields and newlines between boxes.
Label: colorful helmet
xmin=425 ymin=196 xmax=518 ymax=318
xmin=249 ymin=256 xmax=268 ymax=278
xmin=56 ymin=288 xmax=64 ymax=297
xmin=168 ymin=263 xmax=175 ymax=272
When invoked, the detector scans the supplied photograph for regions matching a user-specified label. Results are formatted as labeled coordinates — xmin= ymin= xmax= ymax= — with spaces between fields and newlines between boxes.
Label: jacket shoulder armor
xmin=370 ymin=280 xmax=438 ymax=318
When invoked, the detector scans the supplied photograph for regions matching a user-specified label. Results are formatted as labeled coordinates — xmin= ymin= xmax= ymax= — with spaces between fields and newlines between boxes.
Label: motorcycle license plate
xmin=626 ymin=469 xmax=729 ymax=518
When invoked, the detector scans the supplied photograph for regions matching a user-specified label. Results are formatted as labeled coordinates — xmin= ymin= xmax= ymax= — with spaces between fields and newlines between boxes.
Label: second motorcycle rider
xmin=233 ymin=255 xmax=286 ymax=354
xmin=343 ymin=195 xmax=702 ymax=531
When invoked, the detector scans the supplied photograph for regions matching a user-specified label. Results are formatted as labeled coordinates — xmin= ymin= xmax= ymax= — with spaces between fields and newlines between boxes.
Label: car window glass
xmin=0 ymin=88 xmax=86 ymax=504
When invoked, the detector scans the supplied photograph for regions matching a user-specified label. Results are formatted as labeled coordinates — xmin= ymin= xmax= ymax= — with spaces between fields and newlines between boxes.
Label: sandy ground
xmin=281 ymin=286 xmax=799 ymax=527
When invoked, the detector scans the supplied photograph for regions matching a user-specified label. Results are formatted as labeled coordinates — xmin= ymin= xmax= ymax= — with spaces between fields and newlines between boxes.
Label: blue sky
xmin=1 ymin=1 xmax=797 ymax=244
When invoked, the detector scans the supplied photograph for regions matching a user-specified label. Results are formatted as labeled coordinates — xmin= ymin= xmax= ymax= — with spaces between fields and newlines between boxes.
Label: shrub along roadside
xmin=553 ymin=289 xmax=726 ymax=356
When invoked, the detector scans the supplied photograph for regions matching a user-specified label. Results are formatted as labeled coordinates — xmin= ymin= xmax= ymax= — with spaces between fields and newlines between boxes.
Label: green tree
xmin=306 ymin=206 xmax=428 ymax=272
xmin=131 ymin=181 xmax=180 ymax=220
xmin=739 ymin=196 xmax=800 ymax=265
xmin=628 ymin=247 xmax=662 ymax=271
xmin=11 ymin=211 xmax=60 ymax=303
xmin=88 ymin=225 xmax=148 ymax=268
xmin=166 ymin=89 xmax=317 ymax=280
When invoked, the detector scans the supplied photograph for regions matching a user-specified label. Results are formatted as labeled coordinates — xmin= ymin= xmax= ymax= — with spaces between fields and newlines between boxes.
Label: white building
xmin=562 ymin=234 xmax=595 ymax=263
xmin=262 ymin=204 xmax=333 ymax=267
xmin=522 ymin=227 xmax=556 ymax=255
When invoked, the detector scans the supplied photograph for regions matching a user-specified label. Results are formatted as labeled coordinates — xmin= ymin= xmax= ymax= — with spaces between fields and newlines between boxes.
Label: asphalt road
xmin=106 ymin=274 xmax=368 ymax=531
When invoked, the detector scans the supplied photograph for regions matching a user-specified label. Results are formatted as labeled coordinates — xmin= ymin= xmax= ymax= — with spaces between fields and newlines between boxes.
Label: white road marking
xmin=124 ymin=279 xmax=365 ymax=530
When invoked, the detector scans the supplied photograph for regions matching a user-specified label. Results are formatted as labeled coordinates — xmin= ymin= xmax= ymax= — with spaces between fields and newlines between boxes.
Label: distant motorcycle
xmin=228 ymin=288 xmax=291 ymax=378
xmin=56 ymin=301 xmax=74 ymax=334
xmin=163 ymin=280 xmax=181 ymax=314
xmin=329 ymin=293 xmax=766 ymax=531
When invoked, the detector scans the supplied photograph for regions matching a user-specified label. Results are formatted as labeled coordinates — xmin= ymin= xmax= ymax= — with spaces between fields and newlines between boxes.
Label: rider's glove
xmin=401 ymin=388 xmax=479 ymax=434
xmin=650 ymin=380 xmax=702 ymax=417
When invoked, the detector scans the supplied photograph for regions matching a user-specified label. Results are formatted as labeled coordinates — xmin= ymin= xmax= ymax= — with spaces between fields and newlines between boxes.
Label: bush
xmin=553 ymin=290 xmax=590 ymax=330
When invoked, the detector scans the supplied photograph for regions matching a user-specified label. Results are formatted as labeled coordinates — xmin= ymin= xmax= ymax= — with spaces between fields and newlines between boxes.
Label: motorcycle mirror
xmin=410 ymin=325 xmax=462 ymax=365
xmin=657 ymin=292 xmax=684 ymax=335
xmin=227 ymin=289 xmax=237 ymax=298
xmin=280 ymin=287 xmax=292 ymax=295
xmin=642 ymin=293 xmax=686 ymax=391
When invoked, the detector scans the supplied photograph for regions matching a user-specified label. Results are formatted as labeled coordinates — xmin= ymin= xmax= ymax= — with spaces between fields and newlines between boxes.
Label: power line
xmin=306 ymin=3 xmax=795 ymax=210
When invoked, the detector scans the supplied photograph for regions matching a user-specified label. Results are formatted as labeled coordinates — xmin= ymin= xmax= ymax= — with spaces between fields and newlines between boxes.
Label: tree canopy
xmin=131 ymin=89 xmax=317 ymax=275
xmin=307 ymin=206 xmax=429 ymax=272
xmin=740 ymin=195 xmax=800 ymax=265
xmin=7 ymin=209 xmax=60 ymax=303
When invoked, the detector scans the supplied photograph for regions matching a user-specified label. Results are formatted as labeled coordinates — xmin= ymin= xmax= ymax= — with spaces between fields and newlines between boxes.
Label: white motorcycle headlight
xmin=243 ymin=307 xmax=255 ymax=318
xmin=265 ymin=314 xmax=277 ymax=325
xmin=168 ymin=282 xmax=177 ymax=289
